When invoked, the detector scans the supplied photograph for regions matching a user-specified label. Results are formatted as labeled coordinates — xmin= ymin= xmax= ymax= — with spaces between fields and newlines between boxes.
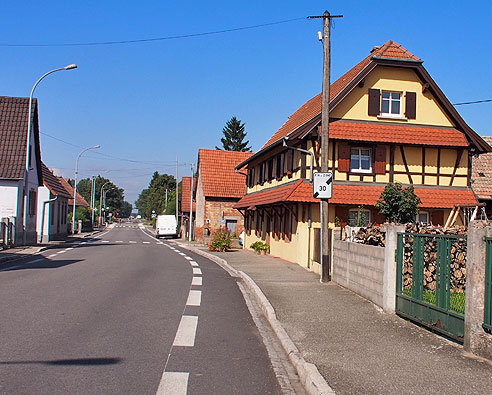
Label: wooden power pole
xmin=309 ymin=11 xmax=342 ymax=282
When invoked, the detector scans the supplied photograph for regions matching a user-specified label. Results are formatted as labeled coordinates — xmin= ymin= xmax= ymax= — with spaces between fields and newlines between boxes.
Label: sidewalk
xmin=180 ymin=242 xmax=492 ymax=395
xmin=0 ymin=229 xmax=104 ymax=265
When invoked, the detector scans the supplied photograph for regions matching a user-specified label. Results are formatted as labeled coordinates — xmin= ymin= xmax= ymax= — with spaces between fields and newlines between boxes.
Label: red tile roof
xmin=198 ymin=149 xmax=253 ymax=198
xmin=472 ymin=136 xmax=492 ymax=199
xmin=59 ymin=177 xmax=90 ymax=207
xmin=328 ymin=120 xmax=468 ymax=147
xmin=181 ymin=176 xmax=196 ymax=212
xmin=235 ymin=181 xmax=477 ymax=210
xmin=261 ymin=40 xmax=419 ymax=149
xmin=41 ymin=162 xmax=71 ymax=199
xmin=0 ymin=96 xmax=42 ymax=184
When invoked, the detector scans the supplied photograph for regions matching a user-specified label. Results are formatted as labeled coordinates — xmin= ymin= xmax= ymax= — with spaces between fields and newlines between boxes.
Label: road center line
xmin=30 ymin=258 xmax=44 ymax=263
xmin=156 ymin=372 xmax=189 ymax=395
xmin=143 ymin=241 xmax=150 ymax=244
xmin=184 ymin=256 xmax=193 ymax=261
xmin=186 ymin=290 xmax=202 ymax=306
xmin=116 ymin=241 xmax=123 ymax=243
xmin=192 ymin=277 xmax=202 ymax=286
xmin=173 ymin=315 xmax=198 ymax=347
xmin=129 ymin=241 xmax=137 ymax=244
xmin=190 ymin=261 xmax=199 ymax=267
xmin=48 ymin=254 xmax=57 ymax=258
xmin=102 ymin=240 xmax=109 ymax=243
xmin=178 ymin=252 xmax=186 ymax=256
xmin=192 ymin=268 xmax=202 ymax=275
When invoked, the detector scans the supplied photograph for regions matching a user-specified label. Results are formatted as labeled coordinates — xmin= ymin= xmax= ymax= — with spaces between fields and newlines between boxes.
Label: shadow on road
xmin=0 ymin=357 xmax=123 ymax=366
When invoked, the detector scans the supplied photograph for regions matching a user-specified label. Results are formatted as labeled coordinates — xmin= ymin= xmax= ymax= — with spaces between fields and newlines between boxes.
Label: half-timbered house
xmin=234 ymin=40 xmax=491 ymax=272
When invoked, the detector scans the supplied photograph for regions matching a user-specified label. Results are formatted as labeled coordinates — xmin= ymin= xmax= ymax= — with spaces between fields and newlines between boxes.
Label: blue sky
xmin=2 ymin=1 xmax=491 ymax=204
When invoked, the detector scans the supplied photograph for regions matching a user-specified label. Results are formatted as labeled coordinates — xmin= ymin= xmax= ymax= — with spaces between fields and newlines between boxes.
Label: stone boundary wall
xmin=333 ymin=240 xmax=385 ymax=308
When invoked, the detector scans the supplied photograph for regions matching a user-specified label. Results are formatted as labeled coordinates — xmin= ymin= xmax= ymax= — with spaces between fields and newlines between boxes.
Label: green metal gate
xmin=396 ymin=232 xmax=467 ymax=341
xmin=484 ymin=237 xmax=492 ymax=332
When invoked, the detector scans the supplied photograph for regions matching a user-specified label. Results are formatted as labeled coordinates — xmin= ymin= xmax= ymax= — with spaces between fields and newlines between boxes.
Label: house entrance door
xmin=226 ymin=220 xmax=237 ymax=235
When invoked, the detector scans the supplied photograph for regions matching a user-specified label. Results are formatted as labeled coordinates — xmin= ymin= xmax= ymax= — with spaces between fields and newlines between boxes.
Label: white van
xmin=156 ymin=215 xmax=178 ymax=238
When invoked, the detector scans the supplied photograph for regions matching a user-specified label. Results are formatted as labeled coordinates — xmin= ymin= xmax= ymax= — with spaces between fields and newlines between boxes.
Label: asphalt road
xmin=0 ymin=224 xmax=281 ymax=395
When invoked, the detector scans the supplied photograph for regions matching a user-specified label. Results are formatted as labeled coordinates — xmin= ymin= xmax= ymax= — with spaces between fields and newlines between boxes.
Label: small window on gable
xmin=350 ymin=147 xmax=372 ymax=173
xmin=381 ymin=91 xmax=401 ymax=117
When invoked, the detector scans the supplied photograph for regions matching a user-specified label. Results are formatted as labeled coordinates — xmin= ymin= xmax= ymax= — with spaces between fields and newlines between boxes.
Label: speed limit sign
xmin=313 ymin=172 xmax=333 ymax=199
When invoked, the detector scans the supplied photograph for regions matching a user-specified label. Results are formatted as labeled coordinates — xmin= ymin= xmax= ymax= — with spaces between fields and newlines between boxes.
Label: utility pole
xmin=189 ymin=163 xmax=195 ymax=242
xmin=165 ymin=188 xmax=168 ymax=212
xmin=309 ymin=11 xmax=343 ymax=282
xmin=176 ymin=156 xmax=179 ymax=223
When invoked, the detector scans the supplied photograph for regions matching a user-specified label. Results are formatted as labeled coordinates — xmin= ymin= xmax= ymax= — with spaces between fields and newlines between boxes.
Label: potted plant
xmin=250 ymin=241 xmax=269 ymax=255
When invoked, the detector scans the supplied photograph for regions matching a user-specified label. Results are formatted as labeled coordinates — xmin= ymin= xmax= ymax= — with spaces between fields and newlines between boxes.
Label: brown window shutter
xmin=368 ymin=89 xmax=380 ymax=116
xmin=374 ymin=146 xmax=386 ymax=174
xmin=431 ymin=210 xmax=444 ymax=226
xmin=286 ymin=149 xmax=294 ymax=175
xmin=335 ymin=206 xmax=348 ymax=228
xmin=338 ymin=143 xmax=350 ymax=172
xmin=405 ymin=91 xmax=416 ymax=119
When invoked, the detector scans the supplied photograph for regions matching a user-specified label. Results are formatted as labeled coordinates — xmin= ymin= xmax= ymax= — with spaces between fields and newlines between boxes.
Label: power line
xmin=453 ymin=99 xmax=492 ymax=106
xmin=0 ymin=17 xmax=307 ymax=47
xmin=40 ymin=131 xmax=182 ymax=165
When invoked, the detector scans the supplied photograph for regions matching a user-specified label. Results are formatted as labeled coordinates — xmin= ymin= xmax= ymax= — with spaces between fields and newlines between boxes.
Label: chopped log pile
xmin=348 ymin=223 xmax=468 ymax=295
xmin=401 ymin=225 xmax=467 ymax=295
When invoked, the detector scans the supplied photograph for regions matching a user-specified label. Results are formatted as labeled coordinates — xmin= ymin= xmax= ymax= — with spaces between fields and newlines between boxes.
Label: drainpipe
xmin=39 ymin=194 xmax=58 ymax=243
xmin=282 ymin=138 xmax=314 ymax=183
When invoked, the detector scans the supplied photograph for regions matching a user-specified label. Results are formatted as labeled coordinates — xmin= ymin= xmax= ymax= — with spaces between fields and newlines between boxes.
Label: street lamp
xmin=99 ymin=182 xmax=116 ymax=226
xmin=72 ymin=145 xmax=100 ymax=234
xmin=23 ymin=63 xmax=77 ymax=244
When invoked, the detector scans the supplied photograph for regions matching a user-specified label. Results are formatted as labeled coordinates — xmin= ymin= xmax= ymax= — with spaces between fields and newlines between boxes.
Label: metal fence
xmin=484 ymin=237 xmax=492 ymax=332
xmin=396 ymin=232 xmax=467 ymax=341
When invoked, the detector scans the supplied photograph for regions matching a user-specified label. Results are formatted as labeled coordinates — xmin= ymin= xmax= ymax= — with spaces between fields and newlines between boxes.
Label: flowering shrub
xmin=250 ymin=241 xmax=269 ymax=253
xmin=208 ymin=229 xmax=232 ymax=252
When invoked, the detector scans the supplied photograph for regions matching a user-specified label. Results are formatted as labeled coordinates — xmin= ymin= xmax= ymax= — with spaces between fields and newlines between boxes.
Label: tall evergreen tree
xmin=216 ymin=116 xmax=251 ymax=152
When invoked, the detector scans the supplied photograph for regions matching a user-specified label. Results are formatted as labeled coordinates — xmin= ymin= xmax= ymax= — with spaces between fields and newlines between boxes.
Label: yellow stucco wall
xmin=331 ymin=66 xmax=454 ymax=127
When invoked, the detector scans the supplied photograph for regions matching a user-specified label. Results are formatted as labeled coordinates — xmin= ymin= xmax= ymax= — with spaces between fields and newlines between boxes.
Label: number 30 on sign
xmin=313 ymin=172 xmax=333 ymax=199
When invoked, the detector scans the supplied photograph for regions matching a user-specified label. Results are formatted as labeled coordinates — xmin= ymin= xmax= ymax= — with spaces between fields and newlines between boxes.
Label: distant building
xmin=58 ymin=177 xmax=90 ymax=232
xmin=0 ymin=97 xmax=43 ymax=244
xmin=195 ymin=149 xmax=253 ymax=241
xmin=472 ymin=136 xmax=492 ymax=218
xmin=37 ymin=162 xmax=71 ymax=242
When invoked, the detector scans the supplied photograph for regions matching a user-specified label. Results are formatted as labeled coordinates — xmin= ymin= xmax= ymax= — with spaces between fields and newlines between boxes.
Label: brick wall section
xmin=333 ymin=240 xmax=385 ymax=307
xmin=195 ymin=197 xmax=244 ymax=242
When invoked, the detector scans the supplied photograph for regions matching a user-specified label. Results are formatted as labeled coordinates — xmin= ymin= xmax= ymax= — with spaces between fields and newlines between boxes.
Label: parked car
xmin=239 ymin=231 xmax=244 ymax=246
xmin=156 ymin=215 xmax=178 ymax=238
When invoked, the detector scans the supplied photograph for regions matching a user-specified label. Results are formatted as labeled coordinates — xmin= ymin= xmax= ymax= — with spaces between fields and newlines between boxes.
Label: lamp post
xmin=99 ymin=182 xmax=114 ymax=226
xmin=72 ymin=145 xmax=100 ymax=234
xmin=23 ymin=63 xmax=77 ymax=244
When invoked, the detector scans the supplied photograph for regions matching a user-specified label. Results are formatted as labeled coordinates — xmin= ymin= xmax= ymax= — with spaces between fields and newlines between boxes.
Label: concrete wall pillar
xmin=383 ymin=224 xmax=405 ymax=313
xmin=464 ymin=221 xmax=492 ymax=358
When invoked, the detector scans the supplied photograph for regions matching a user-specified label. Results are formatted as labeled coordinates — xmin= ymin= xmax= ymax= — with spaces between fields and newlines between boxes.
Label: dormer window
xmin=381 ymin=91 xmax=401 ymax=116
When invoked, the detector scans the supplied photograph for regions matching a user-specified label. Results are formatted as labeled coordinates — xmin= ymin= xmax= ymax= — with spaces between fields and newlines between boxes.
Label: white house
xmin=0 ymin=96 xmax=43 ymax=245
xmin=37 ymin=162 xmax=71 ymax=242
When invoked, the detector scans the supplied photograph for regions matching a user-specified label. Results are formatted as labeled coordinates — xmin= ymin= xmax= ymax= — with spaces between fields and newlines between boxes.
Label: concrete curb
xmin=178 ymin=243 xmax=335 ymax=395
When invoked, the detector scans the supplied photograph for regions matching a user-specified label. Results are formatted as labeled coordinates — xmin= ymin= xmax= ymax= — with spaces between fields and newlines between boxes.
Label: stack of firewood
xmin=401 ymin=225 xmax=467 ymax=294
xmin=352 ymin=225 xmax=386 ymax=247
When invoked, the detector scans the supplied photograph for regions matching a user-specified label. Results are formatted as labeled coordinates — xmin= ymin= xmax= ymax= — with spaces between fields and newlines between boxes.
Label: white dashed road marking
xmin=173 ymin=316 xmax=198 ymax=347
xmin=143 ymin=241 xmax=150 ymax=244
xmin=186 ymin=290 xmax=202 ymax=307
xmin=156 ymin=372 xmax=189 ymax=395
xmin=190 ymin=261 xmax=198 ymax=267
xmin=30 ymin=258 xmax=44 ymax=263
xmin=192 ymin=268 xmax=202 ymax=275
xmin=192 ymin=277 xmax=202 ymax=286
xmin=178 ymin=252 xmax=186 ymax=256
xmin=116 ymin=241 xmax=123 ymax=243
xmin=102 ymin=240 xmax=109 ymax=243
xmin=0 ymin=265 xmax=21 ymax=271
xmin=129 ymin=241 xmax=137 ymax=244
xmin=48 ymin=254 xmax=57 ymax=258
xmin=185 ymin=256 xmax=193 ymax=261
xmin=57 ymin=250 xmax=66 ymax=254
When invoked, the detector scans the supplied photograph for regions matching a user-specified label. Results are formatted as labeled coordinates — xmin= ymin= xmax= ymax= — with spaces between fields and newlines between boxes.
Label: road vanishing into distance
xmin=0 ymin=223 xmax=284 ymax=394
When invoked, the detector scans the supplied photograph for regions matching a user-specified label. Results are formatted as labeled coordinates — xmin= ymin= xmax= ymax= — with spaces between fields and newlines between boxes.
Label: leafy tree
xmin=376 ymin=183 xmax=421 ymax=223
xmin=119 ymin=201 xmax=133 ymax=218
xmin=216 ymin=116 xmax=251 ymax=152
xmin=135 ymin=172 xmax=178 ymax=219
xmin=77 ymin=176 xmax=128 ymax=218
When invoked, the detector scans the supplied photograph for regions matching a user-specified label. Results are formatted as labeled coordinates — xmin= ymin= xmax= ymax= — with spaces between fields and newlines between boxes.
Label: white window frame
xmin=350 ymin=147 xmax=372 ymax=173
xmin=348 ymin=209 xmax=371 ymax=227
xmin=380 ymin=91 xmax=402 ymax=117
xmin=414 ymin=211 xmax=429 ymax=224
